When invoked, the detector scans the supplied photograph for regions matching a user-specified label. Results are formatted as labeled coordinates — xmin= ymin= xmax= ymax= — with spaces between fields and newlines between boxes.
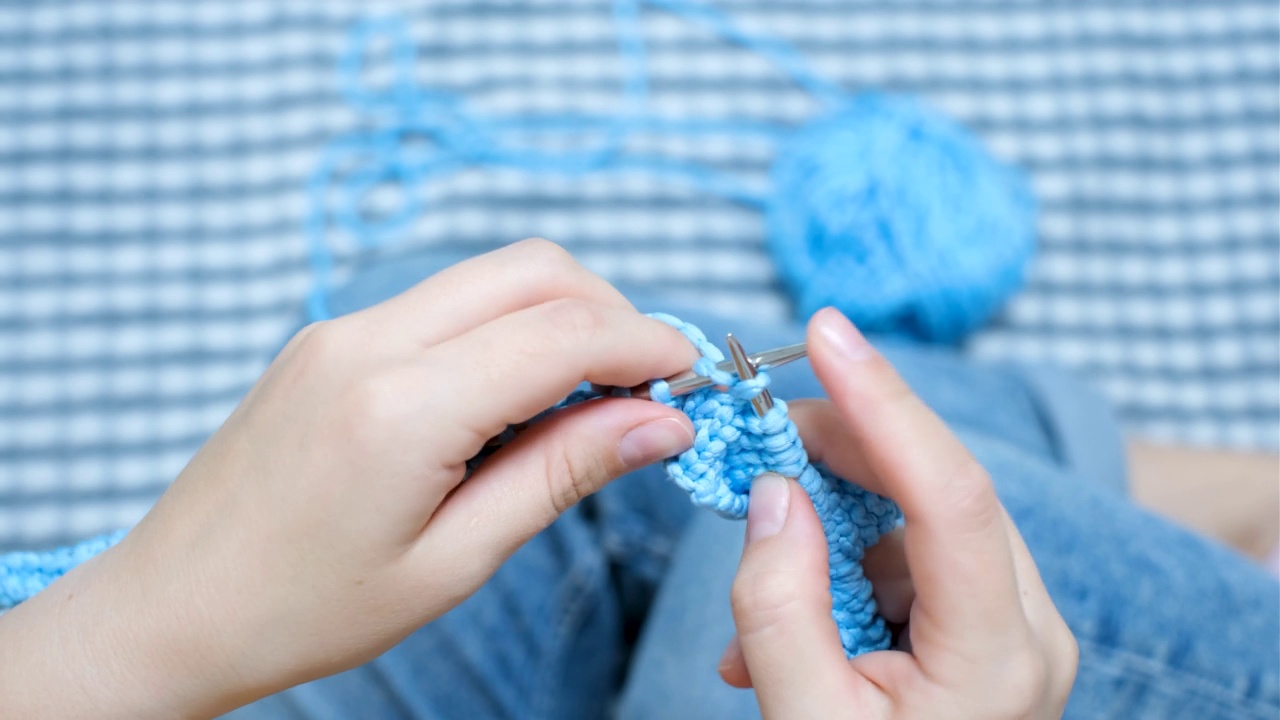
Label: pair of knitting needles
xmin=629 ymin=336 xmax=808 ymax=417
xmin=485 ymin=337 xmax=807 ymax=452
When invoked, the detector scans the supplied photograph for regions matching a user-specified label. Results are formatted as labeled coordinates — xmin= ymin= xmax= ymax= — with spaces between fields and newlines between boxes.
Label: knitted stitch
xmin=646 ymin=313 xmax=902 ymax=657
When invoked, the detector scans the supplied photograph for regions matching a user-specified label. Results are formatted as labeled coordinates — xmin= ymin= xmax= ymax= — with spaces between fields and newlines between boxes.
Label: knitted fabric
xmin=647 ymin=314 xmax=902 ymax=657
xmin=0 ymin=529 xmax=126 ymax=611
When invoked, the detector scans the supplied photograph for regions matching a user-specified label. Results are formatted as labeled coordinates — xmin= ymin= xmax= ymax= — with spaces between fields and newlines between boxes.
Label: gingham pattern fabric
xmin=1 ymin=0 xmax=1277 ymax=550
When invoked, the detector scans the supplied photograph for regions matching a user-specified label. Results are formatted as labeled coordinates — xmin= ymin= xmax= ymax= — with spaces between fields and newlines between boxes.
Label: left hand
xmin=717 ymin=308 xmax=1078 ymax=719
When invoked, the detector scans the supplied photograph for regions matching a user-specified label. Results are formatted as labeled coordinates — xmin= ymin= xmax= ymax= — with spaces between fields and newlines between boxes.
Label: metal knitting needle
xmin=725 ymin=334 xmax=773 ymax=417
xmin=490 ymin=340 xmax=806 ymax=449
xmin=725 ymin=336 xmax=792 ymax=486
xmin=628 ymin=341 xmax=806 ymax=402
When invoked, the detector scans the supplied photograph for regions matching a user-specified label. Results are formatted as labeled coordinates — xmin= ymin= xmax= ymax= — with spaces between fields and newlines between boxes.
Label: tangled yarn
xmin=767 ymin=93 xmax=1037 ymax=343
xmin=647 ymin=314 xmax=902 ymax=657
xmin=308 ymin=5 xmax=1037 ymax=344
xmin=0 ymin=530 xmax=126 ymax=611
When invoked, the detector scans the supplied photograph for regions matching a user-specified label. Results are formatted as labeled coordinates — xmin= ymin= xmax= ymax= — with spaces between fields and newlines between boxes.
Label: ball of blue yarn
xmin=765 ymin=93 xmax=1037 ymax=343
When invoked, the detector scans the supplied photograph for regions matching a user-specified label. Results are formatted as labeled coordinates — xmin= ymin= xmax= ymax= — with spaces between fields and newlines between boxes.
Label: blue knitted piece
xmin=647 ymin=314 xmax=902 ymax=657
xmin=0 ymin=530 xmax=126 ymax=611
xmin=305 ymin=5 xmax=1037 ymax=344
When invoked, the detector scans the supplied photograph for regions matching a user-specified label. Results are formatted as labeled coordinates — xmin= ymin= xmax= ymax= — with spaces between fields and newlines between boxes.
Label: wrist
xmin=0 ymin=535 xmax=246 ymax=718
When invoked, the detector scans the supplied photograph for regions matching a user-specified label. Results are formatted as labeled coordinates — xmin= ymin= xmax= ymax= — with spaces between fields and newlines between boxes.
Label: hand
xmin=0 ymin=239 xmax=698 ymax=719
xmin=718 ymin=308 xmax=1078 ymax=719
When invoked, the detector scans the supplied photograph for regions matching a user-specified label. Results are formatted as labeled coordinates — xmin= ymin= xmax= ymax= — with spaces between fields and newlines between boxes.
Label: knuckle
xmin=730 ymin=561 xmax=810 ymax=636
xmin=284 ymin=319 xmax=357 ymax=383
xmin=994 ymin=648 xmax=1051 ymax=718
xmin=514 ymin=237 xmax=575 ymax=269
xmin=341 ymin=370 xmax=410 ymax=440
xmin=541 ymin=442 xmax=610 ymax=515
xmin=290 ymin=320 xmax=322 ymax=345
xmin=937 ymin=455 xmax=1002 ymax=529
xmin=294 ymin=319 xmax=344 ymax=359
xmin=513 ymin=238 xmax=601 ymax=296
xmin=540 ymin=297 xmax=604 ymax=349
xmin=1054 ymin=621 xmax=1081 ymax=696
xmin=511 ymin=238 xmax=630 ymax=311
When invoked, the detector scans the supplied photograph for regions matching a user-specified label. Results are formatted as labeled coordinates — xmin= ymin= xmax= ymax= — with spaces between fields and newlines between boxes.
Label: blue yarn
xmin=305 ymin=4 xmax=1037 ymax=342
xmin=647 ymin=313 xmax=902 ymax=657
xmin=767 ymin=93 xmax=1038 ymax=343
xmin=0 ymin=530 xmax=126 ymax=611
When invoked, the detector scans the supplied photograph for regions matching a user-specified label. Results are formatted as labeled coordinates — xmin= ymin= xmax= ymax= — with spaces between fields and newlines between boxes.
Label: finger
xmin=806 ymin=308 xmax=1024 ymax=651
xmin=792 ymin=401 xmax=916 ymax=622
xmin=731 ymin=474 xmax=873 ymax=716
xmin=1000 ymin=508 xmax=1079 ymax=689
xmin=1000 ymin=509 xmax=1054 ymax=619
xmin=421 ymin=300 xmax=700 ymax=466
xmin=413 ymin=398 xmax=693 ymax=585
xmin=716 ymin=636 xmax=752 ymax=689
xmin=790 ymin=399 xmax=880 ymax=493
xmin=359 ymin=238 xmax=634 ymax=349
xmin=861 ymin=527 xmax=914 ymax=624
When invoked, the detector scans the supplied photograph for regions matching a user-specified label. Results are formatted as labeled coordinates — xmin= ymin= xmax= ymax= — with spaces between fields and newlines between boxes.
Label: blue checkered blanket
xmin=1 ymin=0 xmax=1276 ymax=550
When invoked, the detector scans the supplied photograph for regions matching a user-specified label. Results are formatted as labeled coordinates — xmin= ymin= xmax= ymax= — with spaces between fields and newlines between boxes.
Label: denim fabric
xmin=617 ymin=439 xmax=1279 ymax=720
xmin=229 ymin=254 xmax=1279 ymax=719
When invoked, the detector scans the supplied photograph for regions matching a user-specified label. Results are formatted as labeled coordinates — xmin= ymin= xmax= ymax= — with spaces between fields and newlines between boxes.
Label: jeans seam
xmin=1079 ymin=636 xmax=1279 ymax=717
xmin=531 ymin=560 xmax=607 ymax=720
xmin=602 ymin=530 xmax=678 ymax=568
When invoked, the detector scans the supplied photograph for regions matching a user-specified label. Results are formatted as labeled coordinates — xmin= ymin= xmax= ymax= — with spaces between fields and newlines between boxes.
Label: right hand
xmin=718 ymin=308 xmax=1078 ymax=719
xmin=0 ymin=239 xmax=699 ymax=719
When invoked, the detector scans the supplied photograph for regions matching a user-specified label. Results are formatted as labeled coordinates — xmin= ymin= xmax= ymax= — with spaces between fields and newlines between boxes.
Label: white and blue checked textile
xmin=1 ymin=0 xmax=1277 ymax=550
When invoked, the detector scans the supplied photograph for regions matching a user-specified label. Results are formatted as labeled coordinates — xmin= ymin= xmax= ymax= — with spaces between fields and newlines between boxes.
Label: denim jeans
xmin=230 ymin=252 xmax=1280 ymax=719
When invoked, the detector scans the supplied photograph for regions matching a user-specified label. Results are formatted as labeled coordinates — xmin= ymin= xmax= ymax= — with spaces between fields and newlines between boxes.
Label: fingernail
xmin=815 ymin=307 xmax=875 ymax=361
xmin=717 ymin=636 xmax=742 ymax=672
xmin=618 ymin=418 xmax=693 ymax=469
xmin=746 ymin=473 xmax=790 ymax=544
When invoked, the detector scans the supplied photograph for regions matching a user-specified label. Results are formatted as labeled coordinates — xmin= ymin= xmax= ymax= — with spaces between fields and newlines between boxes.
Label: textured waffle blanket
xmin=1 ymin=1 xmax=1276 ymax=551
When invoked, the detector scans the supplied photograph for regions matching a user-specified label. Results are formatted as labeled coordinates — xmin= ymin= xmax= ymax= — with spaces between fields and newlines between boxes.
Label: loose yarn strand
xmin=305 ymin=4 xmax=1036 ymax=344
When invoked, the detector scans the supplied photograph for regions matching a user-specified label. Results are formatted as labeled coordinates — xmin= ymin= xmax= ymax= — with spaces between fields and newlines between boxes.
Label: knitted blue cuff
xmin=648 ymin=313 xmax=902 ymax=657
xmin=0 ymin=529 xmax=127 ymax=612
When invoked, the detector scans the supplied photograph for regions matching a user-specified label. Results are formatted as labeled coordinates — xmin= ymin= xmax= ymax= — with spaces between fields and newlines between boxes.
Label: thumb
xmin=729 ymin=474 xmax=865 ymax=718
xmin=416 ymin=399 xmax=693 ymax=579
